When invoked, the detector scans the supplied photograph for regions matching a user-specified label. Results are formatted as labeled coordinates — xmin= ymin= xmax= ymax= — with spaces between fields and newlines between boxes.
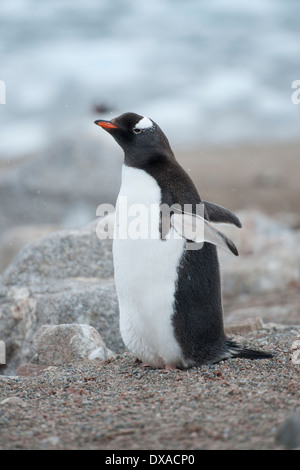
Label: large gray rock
xmin=276 ymin=411 xmax=300 ymax=449
xmin=0 ymin=220 xmax=121 ymax=375
xmin=0 ymin=224 xmax=63 ymax=273
xmin=2 ymin=220 xmax=114 ymax=285
xmin=33 ymin=324 xmax=115 ymax=365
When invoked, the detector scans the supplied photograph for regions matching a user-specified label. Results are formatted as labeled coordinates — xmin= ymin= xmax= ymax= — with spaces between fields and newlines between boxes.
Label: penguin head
xmin=94 ymin=112 xmax=174 ymax=165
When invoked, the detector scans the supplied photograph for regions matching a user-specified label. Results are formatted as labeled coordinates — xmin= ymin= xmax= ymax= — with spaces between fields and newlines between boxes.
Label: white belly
xmin=113 ymin=165 xmax=186 ymax=368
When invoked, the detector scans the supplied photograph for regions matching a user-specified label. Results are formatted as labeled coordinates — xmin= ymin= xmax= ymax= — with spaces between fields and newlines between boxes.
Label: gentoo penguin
xmin=94 ymin=112 xmax=272 ymax=368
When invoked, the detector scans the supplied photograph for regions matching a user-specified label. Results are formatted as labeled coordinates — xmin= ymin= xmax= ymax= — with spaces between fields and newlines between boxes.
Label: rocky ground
xmin=0 ymin=140 xmax=299 ymax=450
xmin=0 ymin=335 xmax=299 ymax=451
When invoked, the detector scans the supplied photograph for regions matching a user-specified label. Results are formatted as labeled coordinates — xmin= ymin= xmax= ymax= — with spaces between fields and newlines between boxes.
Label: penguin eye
xmin=133 ymin=128 xmax=142 ymax=134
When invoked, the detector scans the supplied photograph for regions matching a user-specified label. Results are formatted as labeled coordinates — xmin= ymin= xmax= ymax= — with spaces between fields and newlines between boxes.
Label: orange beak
xmin=94 ymin=119 xmax=118 ymax=129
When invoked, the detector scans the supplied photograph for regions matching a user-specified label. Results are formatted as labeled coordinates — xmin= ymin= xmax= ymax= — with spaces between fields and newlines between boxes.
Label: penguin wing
xmin=203 ymin=201 xmax=242 ymax=228
xmin=171 ymin=212 xmax=239 ymax=256
xmin=96 ymin=211 xmax=115 ymax=239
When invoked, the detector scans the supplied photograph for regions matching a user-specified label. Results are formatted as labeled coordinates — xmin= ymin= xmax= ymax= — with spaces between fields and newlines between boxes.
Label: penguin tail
xmin=226 ymin=339 xmax=273 ymax=360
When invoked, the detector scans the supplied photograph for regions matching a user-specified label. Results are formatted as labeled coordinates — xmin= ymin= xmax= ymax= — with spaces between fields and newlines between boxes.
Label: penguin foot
xmin=134 ymin=358 xmax=151 ymax=367
xmin=164 ymin=364 xmax=181 ymax=371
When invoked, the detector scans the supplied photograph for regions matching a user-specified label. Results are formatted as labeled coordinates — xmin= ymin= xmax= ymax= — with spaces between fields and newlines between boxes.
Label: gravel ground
xmin=0 ymin=325 xmax=299 ymax=450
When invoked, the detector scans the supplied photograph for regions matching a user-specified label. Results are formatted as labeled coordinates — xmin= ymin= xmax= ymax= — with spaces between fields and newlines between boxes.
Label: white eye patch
xmin=134 ymin=116 xmax=153 ymax=130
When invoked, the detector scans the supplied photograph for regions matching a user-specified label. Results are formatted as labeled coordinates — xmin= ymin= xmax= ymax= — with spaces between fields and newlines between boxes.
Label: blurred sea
xmin=0 ymin=0 xmax=300 ymax=159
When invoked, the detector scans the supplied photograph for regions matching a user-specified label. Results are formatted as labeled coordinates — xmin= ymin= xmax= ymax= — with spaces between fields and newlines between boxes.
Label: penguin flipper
xmin=171 ymin=212 xmax=239 ymax=256
xmin=203 ymin=201 xmax=242 ymax=228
